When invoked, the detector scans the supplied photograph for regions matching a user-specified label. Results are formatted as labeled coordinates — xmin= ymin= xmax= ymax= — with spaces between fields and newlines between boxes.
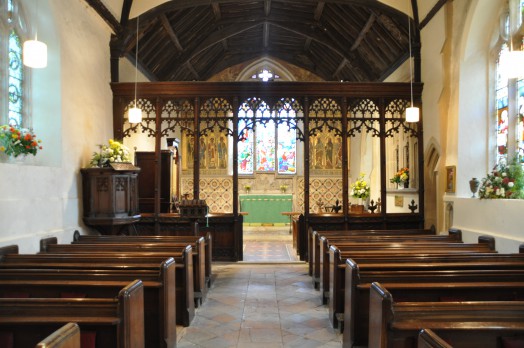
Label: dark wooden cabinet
xmin=80 ymin=166 xmax=140 ymax=235
xmin=135 ymin=151 xmax=173 ymax=213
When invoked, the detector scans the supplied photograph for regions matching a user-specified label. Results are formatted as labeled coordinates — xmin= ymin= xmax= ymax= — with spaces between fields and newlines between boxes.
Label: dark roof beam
xmin=264 ymin=0 xmax=271 ymax=16
xmin=166 ymin=22 xmax=262 ymax=79
xmin=313 ymin=2 xmax=325 ymax=21
xmin=160 ymin=14 xmax=184 ymax=51
xmin=350 ymin=13 xmax=375 ymax=51
xmin=333 ymin=58 xmax=348 ymax=79
xmin=186 ymin=61 xmax=201 ymax=80
xmin=263 ymin=22 xmax=270 ymax=48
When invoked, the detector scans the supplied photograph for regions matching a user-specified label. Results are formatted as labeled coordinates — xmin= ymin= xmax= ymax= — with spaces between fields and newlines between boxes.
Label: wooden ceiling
xmin=108 ymin=0 xmax=415 ymax=82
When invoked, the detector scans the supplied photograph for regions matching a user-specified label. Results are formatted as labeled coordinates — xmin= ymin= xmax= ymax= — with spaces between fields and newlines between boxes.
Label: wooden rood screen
xmin=111 ymin=81 xmax=424 ymax=260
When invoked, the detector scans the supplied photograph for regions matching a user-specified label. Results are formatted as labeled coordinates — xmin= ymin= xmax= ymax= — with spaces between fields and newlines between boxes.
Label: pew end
xmin=35 ymin=322 xmax=80 ymax=348
xmin=418 ymin=329 xmax=452 ymax=348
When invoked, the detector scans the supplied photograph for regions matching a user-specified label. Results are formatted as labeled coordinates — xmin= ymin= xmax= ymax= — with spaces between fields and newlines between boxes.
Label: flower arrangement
xmin=89 ymin=139 xmax=131 ymax=167
xmin=390 ymin=167 xmax=409 ymax=184
xmin=244 ymin=184 xmax=251 ymax=193
xmin=0 ymin=125 xmax=42 ymax=157
xmin=280 ymin=184 xmax=288 ymax=193
xmin=350 ymin=173 xmax=370 ymax=198
xmin=478 ymin=160 xmax=524 ymax=199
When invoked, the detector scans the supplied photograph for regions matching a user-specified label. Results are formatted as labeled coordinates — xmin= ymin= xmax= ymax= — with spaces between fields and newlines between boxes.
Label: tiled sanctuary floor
xmin=177 ymin=263 xmax=342 ymax=347
xmin=176 ymin=226 xmax=342 ymax=347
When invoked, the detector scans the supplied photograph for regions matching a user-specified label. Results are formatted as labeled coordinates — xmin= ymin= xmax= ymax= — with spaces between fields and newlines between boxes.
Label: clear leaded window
xmin=497 ymin=43 xmax=509 ymax=163
xmin=495 ymin=2 xmax=524 ymax=165
xmin=8 ymin=29 xmax=23 ymax=127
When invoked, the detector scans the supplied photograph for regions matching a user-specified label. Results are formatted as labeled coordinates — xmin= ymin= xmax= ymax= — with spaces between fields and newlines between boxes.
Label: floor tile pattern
xmin=177 ymin=263 xmax=342 ymax=347
xmin=243 ymin=242 xmax=300 ymax=262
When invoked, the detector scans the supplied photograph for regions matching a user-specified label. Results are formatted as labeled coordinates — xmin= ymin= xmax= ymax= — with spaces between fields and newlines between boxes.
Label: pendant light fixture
xmin=128 ymin=16 xmax=142 ymax=124
xmin=406 ymin=13 xmax=419 ymax=123
xmin=23 ymin=0 xmax=47 ymax=68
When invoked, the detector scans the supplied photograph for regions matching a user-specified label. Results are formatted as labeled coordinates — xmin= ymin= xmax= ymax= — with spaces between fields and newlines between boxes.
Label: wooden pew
xmin=316 ymin=230 xmax=463 ymax=294
xmin=38 ymin=239 xmax=196 ymax=324
xmin=0 ymin=280 xmax=144 ymax=348
xmin=323 ymin=236 xmax=494 ymax=307
xmin=0 ymin=247 xmax=178 ymax=347
xmin=368 ymin=282 xmax=524 ymax=348
xmin=418 ymin=329 xmax=453 ymax=348
xmin=75 ymin=233 xmax=213 ymax=288
xmin=35 ymin=323 xmax=80 ymax=348
xmin=308 ymin=227 xmax=437 ymax=277
xmin=71 ymin=235 xmax=208 ymax=303
xmin=343 ymin=259 xmax=524 ymax=347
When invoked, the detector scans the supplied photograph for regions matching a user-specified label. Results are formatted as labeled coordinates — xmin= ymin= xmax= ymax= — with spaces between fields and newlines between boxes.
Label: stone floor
xmin=176 ymin=225 xmax=342 ymax=347
xmin=177 ymin=263 xmax=342 ymax=347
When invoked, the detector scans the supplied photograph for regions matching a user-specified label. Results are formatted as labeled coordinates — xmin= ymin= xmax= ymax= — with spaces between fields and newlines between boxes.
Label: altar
xmin=239 ymin=194 xmax=293 ymax=224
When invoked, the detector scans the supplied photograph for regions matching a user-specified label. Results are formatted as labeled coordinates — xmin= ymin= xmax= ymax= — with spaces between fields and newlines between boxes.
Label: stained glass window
xmin=518 ymin=79 xmax=524 ymax=163
xmin=277 ymin=124 xmax=296 ymax=174
xmin=238 ymin=119 xmax=254 ymax=174
xmin=8 ymin=29 xmax=23 ymax=127
xmin=497 ymin=44 xmax=509 ymax=164
xmin=521 ymin=1 xmax=524 ymax=24
xmin=255 ymin=122 xmax=276 ymax=171
xmin=238 ymin=103 xmax=297 ymax=175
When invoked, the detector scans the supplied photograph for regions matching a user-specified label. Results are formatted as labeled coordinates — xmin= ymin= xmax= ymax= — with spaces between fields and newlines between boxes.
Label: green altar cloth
xmin=239 ymin=194 xmax=293 ymax=224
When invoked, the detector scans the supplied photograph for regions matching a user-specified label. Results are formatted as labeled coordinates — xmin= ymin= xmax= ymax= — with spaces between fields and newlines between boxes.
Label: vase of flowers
xmin=244 ymin=184 xmax=251 ymax=194
xmin=478 ymin=159 xmax=524 ymax=199
xmin=280 ymin=184 xmax=288 ymax=193
xmin=0 ymin=125 xmax=42 ymax=159
xmin=390 ymin=167 xmax=409 ymax=189
xmin=350 ymin=173 xmax=370 ymax=213
xmin=89 ymin=139 xmax=131 ymax=167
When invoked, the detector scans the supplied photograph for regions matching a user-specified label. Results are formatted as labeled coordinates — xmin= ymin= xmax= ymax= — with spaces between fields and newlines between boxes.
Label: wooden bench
xmin=418 ymin=329 xmax=453 ymax=348
xmin=0 ymin=256 xmax=177 ymax=347
xmin=0 ymin=279 xmax=144 ymax=348
xmin=316 ymin=230 xmax=464 ymax=293
xmin=75 ymin=233 xmax=213 ymax=288
xmin=308 ymin=227 xmax=437 ymax=277
xmin=0 ymin=245 xmax=178 ymax=347
xmin=323 ymin=236 xmax=495 ymax=307
xmin=35 ymin=322 xmax=80 ymax=348
xmin=37 ymin=240 xmax=196 ymax=324
xmin=343 ymin=259 xmax=524 ymax=347
xmin=70 ymin=235 xmax=209 ymax=303
xmin=368 ymin=282 xmax=524 ymax=348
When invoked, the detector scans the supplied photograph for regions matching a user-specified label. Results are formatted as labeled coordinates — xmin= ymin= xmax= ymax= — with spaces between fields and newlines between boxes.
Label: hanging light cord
xmin=134 ymin=16 xmax=139 ymax=108
xmin=408 ymin=14 xmax=414 ymax=108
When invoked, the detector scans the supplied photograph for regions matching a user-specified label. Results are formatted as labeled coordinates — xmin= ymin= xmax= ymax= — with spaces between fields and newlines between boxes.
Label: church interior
xmin=1 ymin=0 xmax=524 ymax=347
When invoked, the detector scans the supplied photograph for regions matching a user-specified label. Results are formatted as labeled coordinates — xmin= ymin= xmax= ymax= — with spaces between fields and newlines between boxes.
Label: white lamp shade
xmin=23 ymin=40 xmax=47 ymax=68
xmin=406 ymin=106 xmax=420 ymax=122
xmin=128 ymin=107 xmax=143 ymax=123
xmin=502 ymin=50 xmax=524 ymax=78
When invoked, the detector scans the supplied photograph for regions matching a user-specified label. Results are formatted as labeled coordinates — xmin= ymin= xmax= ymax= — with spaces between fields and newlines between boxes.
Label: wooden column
xmin=341 ymin=97 xmax=349 ymax=219
xmin=232 ymin=97 xmax=239 ymax=217
xmin=193 ymin=97 xmax=200 ymax=200
xmin=154 ymin=97 xmax=162 ymax=234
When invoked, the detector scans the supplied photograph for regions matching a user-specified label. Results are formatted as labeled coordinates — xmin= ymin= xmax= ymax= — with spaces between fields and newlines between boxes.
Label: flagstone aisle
xmin=176 ymin=263 xmax=342 ymax=347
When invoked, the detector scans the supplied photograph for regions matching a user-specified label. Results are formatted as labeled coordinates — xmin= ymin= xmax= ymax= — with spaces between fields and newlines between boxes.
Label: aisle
xmin=177 ymin=263 xmax=342 ymax=347
xmin=243 ymin=225 xmax=300 ymax=262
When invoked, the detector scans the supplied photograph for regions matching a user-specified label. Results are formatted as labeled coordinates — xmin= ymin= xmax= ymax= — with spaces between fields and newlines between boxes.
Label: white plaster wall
xmin=420 ymin=9 xmax=445 ymax=153
xmin=446 ymin=197 xmax=524 ymax=253
xmin=0 ymin=0 xmax=114 ymax=253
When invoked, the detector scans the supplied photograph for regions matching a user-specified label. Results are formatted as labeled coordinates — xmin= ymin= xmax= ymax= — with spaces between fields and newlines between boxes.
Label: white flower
xmin=508 ymin=182 xmax=515 ymax=188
